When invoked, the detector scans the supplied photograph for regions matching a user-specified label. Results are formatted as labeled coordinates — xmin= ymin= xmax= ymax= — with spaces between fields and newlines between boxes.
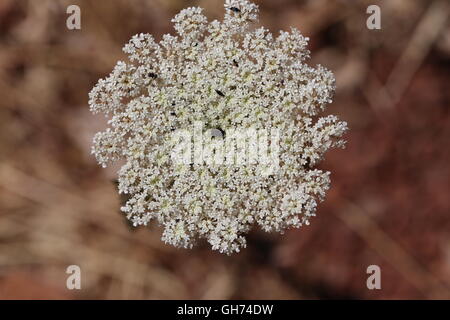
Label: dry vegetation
xmin=0 ymin=0 xmax=449 ymax=299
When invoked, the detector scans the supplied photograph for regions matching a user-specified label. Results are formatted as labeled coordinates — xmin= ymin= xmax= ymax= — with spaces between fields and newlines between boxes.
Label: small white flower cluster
xmin=89 ymin=0 xmax=347 ymax=254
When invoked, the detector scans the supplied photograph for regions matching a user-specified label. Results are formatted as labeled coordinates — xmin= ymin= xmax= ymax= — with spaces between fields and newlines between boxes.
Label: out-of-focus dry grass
xmin=0 ymin=0 xmax=449 ymax=299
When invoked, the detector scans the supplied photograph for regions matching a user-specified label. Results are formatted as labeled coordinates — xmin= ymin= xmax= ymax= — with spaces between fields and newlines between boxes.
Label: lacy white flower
xmin=89 ymin=0 xmax=348 ymax=254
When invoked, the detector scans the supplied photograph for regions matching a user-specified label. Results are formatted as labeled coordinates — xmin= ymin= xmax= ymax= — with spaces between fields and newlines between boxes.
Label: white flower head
xmin=89 ymin=0 xmax=348 ymax=254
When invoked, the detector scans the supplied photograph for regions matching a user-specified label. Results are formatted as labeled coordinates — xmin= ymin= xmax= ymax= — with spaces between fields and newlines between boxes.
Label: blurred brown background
xmin=0 ymin=0 xmax=449 ymax=299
